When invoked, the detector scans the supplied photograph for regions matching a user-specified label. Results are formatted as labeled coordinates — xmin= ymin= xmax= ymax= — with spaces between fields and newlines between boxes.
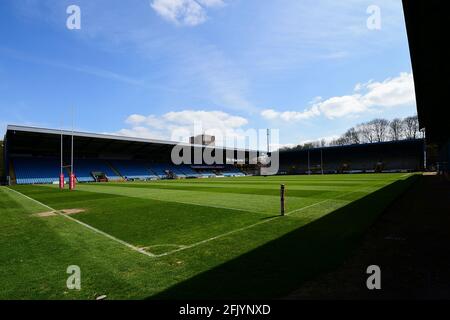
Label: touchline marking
xmin=5 ymin=187 xmax=156 ymax=258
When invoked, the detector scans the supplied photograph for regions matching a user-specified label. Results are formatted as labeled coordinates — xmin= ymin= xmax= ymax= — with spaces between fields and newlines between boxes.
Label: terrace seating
xmin=109 ymin=159 xmax=157 ymax=180
xmin=147 ymin=163 xmax=169 ymax=178
xmin=13 ymin=157 xmax=62 ymax=185
xmin=177 ymin=165 xmax=202 ymax=178
xmin=223 ymin=164 xmax=246 ymax=176
xmin=199 ymin=170 xmax=216 ymax=178
xmin=169 ymin=166 xmax=187 ymax=178
xmin=74 ymin=158 xmax=122 ymax=182
xmin=12 ymin=156 xmax=249 ymax=185
xmin=147 ymin=163 xmax=188 ymax=179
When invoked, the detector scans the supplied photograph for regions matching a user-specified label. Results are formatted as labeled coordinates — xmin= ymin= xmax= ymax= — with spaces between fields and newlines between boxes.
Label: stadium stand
xmin=279 ymin=139 xmax=425 ymax=175
xmin=7 ymin=154 xmax=245 ymax=185
xmin=4 ymin=125 xmax=423 ymax=185
xmin=2 ymin=125 xmax=255 ymax=185
xmin=12 ymin=157 xmax=61 ymax=184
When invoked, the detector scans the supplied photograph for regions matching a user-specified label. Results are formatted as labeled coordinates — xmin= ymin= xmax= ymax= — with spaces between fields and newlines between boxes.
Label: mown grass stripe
xmin=4 ymin=187 xmax=156 ymax=258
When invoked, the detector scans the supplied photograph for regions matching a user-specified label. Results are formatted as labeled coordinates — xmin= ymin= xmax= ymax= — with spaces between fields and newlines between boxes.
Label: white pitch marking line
xmin=5 ymin=187 xmax=156 ymax=257
xmin=143 ymin=244 xmax=187 ymax=249
xmin=141 ymin=244 xmax=187 ymax=253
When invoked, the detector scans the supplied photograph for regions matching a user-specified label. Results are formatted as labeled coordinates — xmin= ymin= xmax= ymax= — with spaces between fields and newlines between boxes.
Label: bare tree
xmin=302 ymin=142 xmax=317 ymax=149
xmin=369 ymin=118 xmax=390 ymax=142
xmin=280 ymin=114 xmax=420 ymax=151
xmin=403 ymin=115 xmax=419 ymax=139
xmin=331 ymin=137 xmax=349 ymax=146
xmin=359 ymin=122 xmax=376 ymax=143
xmin=334 ymin=135 xmax=348 ymax=146
xmin=329 ymin=139 xmax=338 ymax=146
xmin=389 ymin=118 xmax=403 ymax=140
xmin=342 ymin=127 xmax=361 ymax=144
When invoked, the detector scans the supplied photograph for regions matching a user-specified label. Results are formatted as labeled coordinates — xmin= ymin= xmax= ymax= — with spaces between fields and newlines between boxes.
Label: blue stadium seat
xmin=74 ymin=158 xmax=122 ymax=182
xmin=12 ymin=156 xmax=246 ymax=185
xmin=109 ymin=160 xmax=158 ymax=180
xmin=12 ymin=157 xmax=61 ymax=185
xmin=177 ymin=165 xmax=202 ymax=178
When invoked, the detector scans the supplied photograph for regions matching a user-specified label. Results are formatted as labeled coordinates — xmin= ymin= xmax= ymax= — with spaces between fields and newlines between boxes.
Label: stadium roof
xmin=4 ymin=125 xmax=258 ymax=157
xmin=402 ymin=0 xmax=450 ymax=143
xmin=6 ymin=124 xmax=189 ymax=147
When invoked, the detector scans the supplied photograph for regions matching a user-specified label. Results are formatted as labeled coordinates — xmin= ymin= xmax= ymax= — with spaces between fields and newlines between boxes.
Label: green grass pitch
xmin=0 ymin=173 xmax=417 ymax=299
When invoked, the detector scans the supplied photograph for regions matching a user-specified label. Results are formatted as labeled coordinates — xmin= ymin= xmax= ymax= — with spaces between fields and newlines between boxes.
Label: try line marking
xmin=4 ymin=187 xmax=156 ymax=258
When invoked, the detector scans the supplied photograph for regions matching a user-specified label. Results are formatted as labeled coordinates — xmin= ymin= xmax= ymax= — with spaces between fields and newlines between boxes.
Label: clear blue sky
xmin=0 ymin=0 xmax=416 ymax=148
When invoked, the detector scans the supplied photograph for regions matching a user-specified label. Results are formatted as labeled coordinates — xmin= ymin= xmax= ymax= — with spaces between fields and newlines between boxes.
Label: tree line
xmin=282 ymin=115 xmax=422 ymax=151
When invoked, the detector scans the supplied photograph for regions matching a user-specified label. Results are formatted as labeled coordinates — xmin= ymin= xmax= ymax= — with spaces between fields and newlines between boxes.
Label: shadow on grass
xmin=150 ymin=176 xmax=418 ymax=300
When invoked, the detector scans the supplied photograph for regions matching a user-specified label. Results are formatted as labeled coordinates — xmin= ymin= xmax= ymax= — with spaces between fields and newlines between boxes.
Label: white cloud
xmin=118 ymin=110 xmax=249 ymax=145
xmin=150 ymin=0 xmax=225 ymax=26
xmin=261 ymin=105 xmax=321 ymax=122
xmin=361 ymin=72 xmax=416 ymax=108
xmin=309 ymin=96 xmax=323 ymax=104
xmin=280 ymin=105 xmax=321 ymax=121
xmin=125 ymin=114 xmax=166 ymax=129
xmin=196 ymin=0 xmax=225 ymax=7
xmin=260 ymin=109 xmax=279 ymax=120
xmin=317 ymin=95 xmax=366 ymax=119
xmin=125 ymin=114 xmax=147 ymax=125
xmin=261 ymin=72 xmax=416 ymax=122
xmin=163 ymin=110 xmax=247 ymax=128
xmin=117 ymin=126 xmax=168 ymax=140
xmin=299 ymin=134 xmax=340 ymax=145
